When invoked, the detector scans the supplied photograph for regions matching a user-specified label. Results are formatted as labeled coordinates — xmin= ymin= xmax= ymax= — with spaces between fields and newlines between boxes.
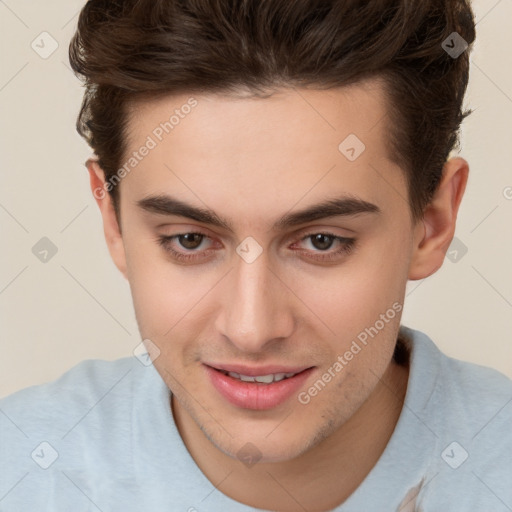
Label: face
xmin=103 ymin=80 xmax=425 ymax=462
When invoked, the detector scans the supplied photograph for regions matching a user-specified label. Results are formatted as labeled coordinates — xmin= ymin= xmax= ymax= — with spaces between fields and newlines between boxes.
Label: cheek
xmin=125 ymin=243 xmax=190 ymax=336
xmin=128 ymin=266 xmax=206 ymax=380
xmin=126 ymin=245 xmax=219 ymax=366
xmin=296 ymin=242 xmax=408 ymax=334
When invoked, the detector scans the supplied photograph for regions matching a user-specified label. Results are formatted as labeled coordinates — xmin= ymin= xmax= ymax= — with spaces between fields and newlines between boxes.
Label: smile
xmin=204 ymin=364 xmax=315 ymax=410
xmin=218 ymin=370 xmax=299 ymax=383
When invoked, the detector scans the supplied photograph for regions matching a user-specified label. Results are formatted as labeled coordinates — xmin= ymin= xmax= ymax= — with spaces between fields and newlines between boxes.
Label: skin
xmin=87 ymin=78 xmax=468 ymax=511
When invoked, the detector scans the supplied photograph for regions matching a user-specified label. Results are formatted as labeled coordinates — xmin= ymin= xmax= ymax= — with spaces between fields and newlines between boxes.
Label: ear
xmin=408 ymin=156 xmax=469 ymax=280
xmin=86 ymin=157 xmax=128 ymax=280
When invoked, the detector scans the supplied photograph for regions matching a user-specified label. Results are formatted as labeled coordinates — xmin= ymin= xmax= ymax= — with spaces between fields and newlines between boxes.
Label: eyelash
xmin=156 ymin=230 xmax=356 ymax=263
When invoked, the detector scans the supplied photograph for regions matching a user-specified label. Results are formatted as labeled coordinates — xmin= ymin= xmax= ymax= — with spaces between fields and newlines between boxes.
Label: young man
xmin=1 ymin=0 xmax=511 ymax=510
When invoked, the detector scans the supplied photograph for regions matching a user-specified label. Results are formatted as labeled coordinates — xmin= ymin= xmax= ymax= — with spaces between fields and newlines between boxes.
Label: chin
xmin=212 ymin=426 xmax=317 ymax=465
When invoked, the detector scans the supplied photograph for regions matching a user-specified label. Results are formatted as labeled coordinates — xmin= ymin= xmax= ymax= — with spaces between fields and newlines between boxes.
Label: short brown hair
xmin=69 ymin=0 xmax=476 ymax=220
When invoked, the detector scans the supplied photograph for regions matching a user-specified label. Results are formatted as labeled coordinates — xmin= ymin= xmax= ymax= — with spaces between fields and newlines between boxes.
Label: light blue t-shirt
xmin=1 ymin=326 xmax=511 ymax=511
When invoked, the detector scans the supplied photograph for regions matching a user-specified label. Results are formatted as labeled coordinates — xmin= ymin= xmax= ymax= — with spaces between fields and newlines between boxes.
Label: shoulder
xmin=0 ymin=357 xmax=165 ymax=509
xmin=401 ymin=325 xmax=512 ymax=427
xmin=401 ymin=325 xmax=512 ymax=455
xmin=0 ymin=357 xmax=139 ymax=438
xmin=432 ymin=337 xmax=512 ymax=434
xmin=401 ymin=327 xmax=512 ymax=508
xmin=437 ymin=345 xmax=512 ymax=462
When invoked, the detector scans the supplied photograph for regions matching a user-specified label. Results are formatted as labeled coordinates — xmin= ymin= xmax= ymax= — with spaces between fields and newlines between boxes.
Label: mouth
xmin=216 ymin=369 xmax=302 ymax=383
xmin=204 ymin=364 xmax=315 ymax=410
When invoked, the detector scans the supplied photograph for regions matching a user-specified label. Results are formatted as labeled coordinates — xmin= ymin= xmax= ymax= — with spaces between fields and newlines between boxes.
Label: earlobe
xmin=408 ymin=157 xmax=469 ymax=280
xmin=86 ymin=158 xmax=128 ymax=280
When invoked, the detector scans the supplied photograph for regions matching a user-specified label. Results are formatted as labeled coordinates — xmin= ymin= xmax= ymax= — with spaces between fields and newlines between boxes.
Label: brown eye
xmin=178 ymin=233 xmax=204 ymax=250
xmin=309 ymin=233 xmax=335 ymax=251
xmin=294 ymin=231 xmax=357 ymax=263
xmin=157 ymin=231 xmax=215 ymax=263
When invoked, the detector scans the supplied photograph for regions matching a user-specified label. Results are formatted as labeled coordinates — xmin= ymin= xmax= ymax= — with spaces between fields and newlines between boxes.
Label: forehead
xmin=120 ymin=79 xmax=406 ymax=222
xmin=126 ymin=78 xmax=390 ymax=156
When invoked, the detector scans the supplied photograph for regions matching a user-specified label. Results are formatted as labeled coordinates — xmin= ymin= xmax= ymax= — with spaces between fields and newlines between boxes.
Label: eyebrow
xmin=136 ymin=194 xmax=381 ymax=231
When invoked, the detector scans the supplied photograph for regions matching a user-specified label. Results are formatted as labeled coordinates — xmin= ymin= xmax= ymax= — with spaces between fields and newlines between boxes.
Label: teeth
xmin=223 ymin=370 xmax=298 ymax=383
xmin=255 ymin=374 xmax=274 ymax=383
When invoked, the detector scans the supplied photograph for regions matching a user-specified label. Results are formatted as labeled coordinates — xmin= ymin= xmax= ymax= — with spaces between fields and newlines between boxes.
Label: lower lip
xmin=204 ymin=365 xmax=314 ymax=410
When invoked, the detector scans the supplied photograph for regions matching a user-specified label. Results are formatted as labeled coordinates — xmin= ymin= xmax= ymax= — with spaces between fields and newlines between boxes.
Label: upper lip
xmin=205 ymin=363 xmax=313 ymax=376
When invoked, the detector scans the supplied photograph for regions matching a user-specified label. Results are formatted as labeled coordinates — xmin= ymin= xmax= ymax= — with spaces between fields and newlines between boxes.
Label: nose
xmin=215 ymin=248 xmax=295 ymax=354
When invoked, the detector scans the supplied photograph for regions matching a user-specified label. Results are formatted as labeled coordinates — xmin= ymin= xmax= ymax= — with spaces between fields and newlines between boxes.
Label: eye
xmin=157 ymin=232 xmax=214 ymax=262
xmin=293 ymin=231 xmax=356 ymax=262
xmin=173 ymin=233 xmax=205 ymax=250
xmin=156 ymin=230 xmax=357 ymax=264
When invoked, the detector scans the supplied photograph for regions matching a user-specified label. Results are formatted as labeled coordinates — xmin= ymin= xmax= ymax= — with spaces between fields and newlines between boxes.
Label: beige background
xmin=1 ymin=0 xmax=511 ymax=398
